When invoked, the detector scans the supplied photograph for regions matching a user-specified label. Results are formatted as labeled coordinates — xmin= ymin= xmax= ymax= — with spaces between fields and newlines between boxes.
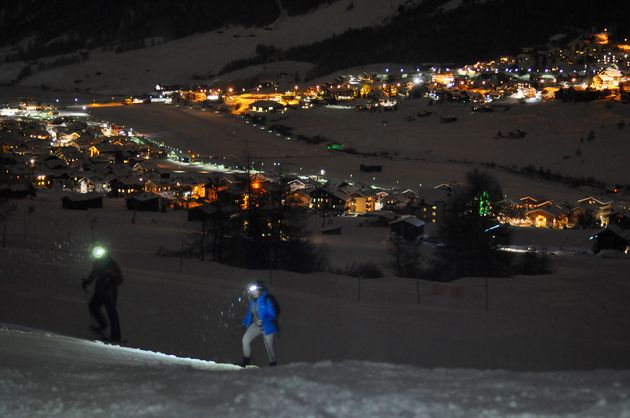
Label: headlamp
xmin=92 ymin=246 xmax=107 ymax=259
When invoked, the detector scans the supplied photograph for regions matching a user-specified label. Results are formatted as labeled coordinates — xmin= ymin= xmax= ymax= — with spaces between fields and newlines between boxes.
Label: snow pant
xmin=242 ymin=324 xmax=276 ymax=363
xmin=89 ymin=285 xmax=121 ymax=341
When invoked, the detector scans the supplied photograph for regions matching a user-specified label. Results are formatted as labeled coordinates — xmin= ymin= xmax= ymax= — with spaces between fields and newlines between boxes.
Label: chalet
xmin=309 ymin=188 xmax=348 ymax=212
xmin=249 ymin=100 xmax=285 ymax=113
xmin=0 ymin=133 xmax=22 ymax=152
xmin=46 ymin=169 xmax=77 ymax=190
xmin=590 ymin=65 xmax=622 ymax=90
xmin=88 ymin=142 xmax=117 ymax=158
xmin=383 ymin=193 xmax=411 ymax=211
xmin=188 ymin=200 xmax=239 ymax=222
xmin=146 ymin=178 xmax=180 ymax=199
xmin=590 ymin=224 xmax=630 ymax=254
xmin=518 ymin=196 xmax=551 ymax=209
xmin=402 ymin=189 xmax=420 ymax=202
xmin=389 ymin=216 xmax=425 ymax=241
xmin=61 ymin=192 xmax=103 ymax=210
xmin=416 ymin=200 xmax=441 ymax=224
xmin=608 ymin=211 xmax=630 ymax=229
xmin=126 ymin=192 xmax=167 ymax=212
xmin=42 ymin=155 xmax=67 ymax=170
xmin=525 ymin=204 xmax=568 ymax=228
xmin=433 ymin=183 xmax=455 ymax=193
xmin=188 ymin=204 xmax=217 ymax=222
xmin=336 ymin=181 xmax=360 ymax=196
xmin=21 ymin=125 xmax=50 ymax=141
xmin=133 ymin=160 xmax=160 ymax=174
xmin=58 ymin=131 xmax=81 ymax=144
xmin=55 ymin=147 xmax=83 ymax=166
xmin=108 ymin=163 xmax=134 ymax=179
xmin=109 ymin=177 xmax=144 ymax=197
xmin=332 ymin=88 xmax=356 ymax=101
xmin=287 ymin=179 xmax=306 ymax=192
xmin=575 ymin=196 xmax=613 ymax=227
xmin=613 ymin=199 xmax=630 ymax=212
xmin=346 ymin=191 xmax=372 ymax=214
xmin=32 ymin=168 xmax=54 ymax=189
xmin=8 ymin=164 xmax=32 ymax=182
xmin=284 ymin=189 xmax=310 ymax=208
xmin=414 ymin=188 xmax=450 ymax=224
xmin=78 ymin=177 xmax=97 ymax=194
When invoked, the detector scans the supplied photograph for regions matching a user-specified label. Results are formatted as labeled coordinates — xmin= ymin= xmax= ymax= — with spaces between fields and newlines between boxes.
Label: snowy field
xmin=278 ymin=98 xmax=630 ymax=184
xmin=2 ymin=326 xmax=630 ymax=418
xmin=89 ymin=102 xmax=629 ymax=199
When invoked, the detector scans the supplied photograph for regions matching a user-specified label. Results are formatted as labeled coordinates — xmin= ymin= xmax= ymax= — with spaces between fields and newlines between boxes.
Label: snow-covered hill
xmin=88 ymin=98 xmax=630 ymax=188
xmin=2 ymin=326 xmax=630 ymax=418
xmin=2 ymin=191 xmax=630 ymax=372
xmin=1 ymin=0 xmax=409 ymax=93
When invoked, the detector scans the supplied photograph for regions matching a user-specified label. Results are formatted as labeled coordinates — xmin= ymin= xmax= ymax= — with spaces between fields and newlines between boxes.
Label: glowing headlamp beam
xmin=92 ymin=246 xmax=107 ymax=259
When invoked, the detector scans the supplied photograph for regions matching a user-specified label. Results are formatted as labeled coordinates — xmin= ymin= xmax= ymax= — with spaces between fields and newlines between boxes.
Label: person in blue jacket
xmin=241 ymin=281 xmax=279 ymax=367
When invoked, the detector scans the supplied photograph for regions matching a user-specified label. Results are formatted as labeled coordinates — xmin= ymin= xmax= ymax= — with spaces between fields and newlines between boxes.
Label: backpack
xmin=104 ymin=260 xmax=124 ymax=287
xmin=267 ymin=294 xmax=281 ymax=318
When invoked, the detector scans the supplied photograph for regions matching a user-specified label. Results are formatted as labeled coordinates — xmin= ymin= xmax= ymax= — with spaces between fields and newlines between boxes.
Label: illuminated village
xmin=2 ymin=1 xmax=630 ymax=415
xmin=162 ymin=30 xmax=629 ymax=110
xmin=2 ymin=30 xmax=629 ymax=257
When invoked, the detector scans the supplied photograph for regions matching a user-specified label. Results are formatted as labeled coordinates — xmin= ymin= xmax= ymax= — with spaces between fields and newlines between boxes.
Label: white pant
xmin=242 ymin=324 xmax=276 ymax=363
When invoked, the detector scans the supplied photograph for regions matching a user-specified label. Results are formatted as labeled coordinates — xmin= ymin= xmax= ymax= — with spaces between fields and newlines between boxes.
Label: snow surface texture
xmin=1 ymin=326 xmax=630 ymax=418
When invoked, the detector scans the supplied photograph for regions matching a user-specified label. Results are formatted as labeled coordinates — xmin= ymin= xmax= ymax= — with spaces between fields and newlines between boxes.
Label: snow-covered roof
xmin=390 ymin=216 xmax=425 ymax=228
xmin=61 ymin=192 xmax=104 ymax=201
xmin=127 ymin=192 xmax=161 ymax=202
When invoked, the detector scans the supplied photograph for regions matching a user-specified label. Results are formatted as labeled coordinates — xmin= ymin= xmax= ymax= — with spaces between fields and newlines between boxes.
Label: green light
xmin=479 ymin=191 xmax=490 ymax=217
xmin=92 ymin=246 xmax=107 ymax=259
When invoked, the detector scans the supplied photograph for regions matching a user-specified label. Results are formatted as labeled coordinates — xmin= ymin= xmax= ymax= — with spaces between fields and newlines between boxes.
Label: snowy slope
xmin=2 ymin=326 xmax=630 ymax=418
xmin=5 ymin=0 xmax=410 ymax=93
xmin=277 ymin=98 xmax=630 ymax=184
xmin=2 ymin=192 xmax=630 ymax=372
xmin=90 ymin=100 xmax=630 ymax=193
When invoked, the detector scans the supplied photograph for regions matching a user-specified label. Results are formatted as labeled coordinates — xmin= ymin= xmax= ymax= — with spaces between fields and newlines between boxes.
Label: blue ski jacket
xmin=242 ymin=290 xmax=278 ymax=335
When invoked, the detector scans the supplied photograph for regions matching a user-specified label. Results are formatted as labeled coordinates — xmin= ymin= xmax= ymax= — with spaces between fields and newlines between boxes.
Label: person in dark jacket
xmin=241 ymin=281 xmax=278 ymax=367
xmin=82 ymin=245 xmax=123 ymax=342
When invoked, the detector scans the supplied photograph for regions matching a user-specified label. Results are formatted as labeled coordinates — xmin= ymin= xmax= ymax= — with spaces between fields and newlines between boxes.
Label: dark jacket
xmin=242 ymin=290 xmax=278 ymax=335
xmin=85 ymin=257 xmax=123 ymax=292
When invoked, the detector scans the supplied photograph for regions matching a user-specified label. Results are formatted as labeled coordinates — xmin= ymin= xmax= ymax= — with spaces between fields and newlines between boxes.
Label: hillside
xmin=4 ymin=0 xmax=629 ymax=93
xmin=0 ymin=0 xmax=409 ymax=93
xmin=0 ymin=0 xmax=342 ymax=60
xmin=278 ymin=0 xmax=630 ymax=79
